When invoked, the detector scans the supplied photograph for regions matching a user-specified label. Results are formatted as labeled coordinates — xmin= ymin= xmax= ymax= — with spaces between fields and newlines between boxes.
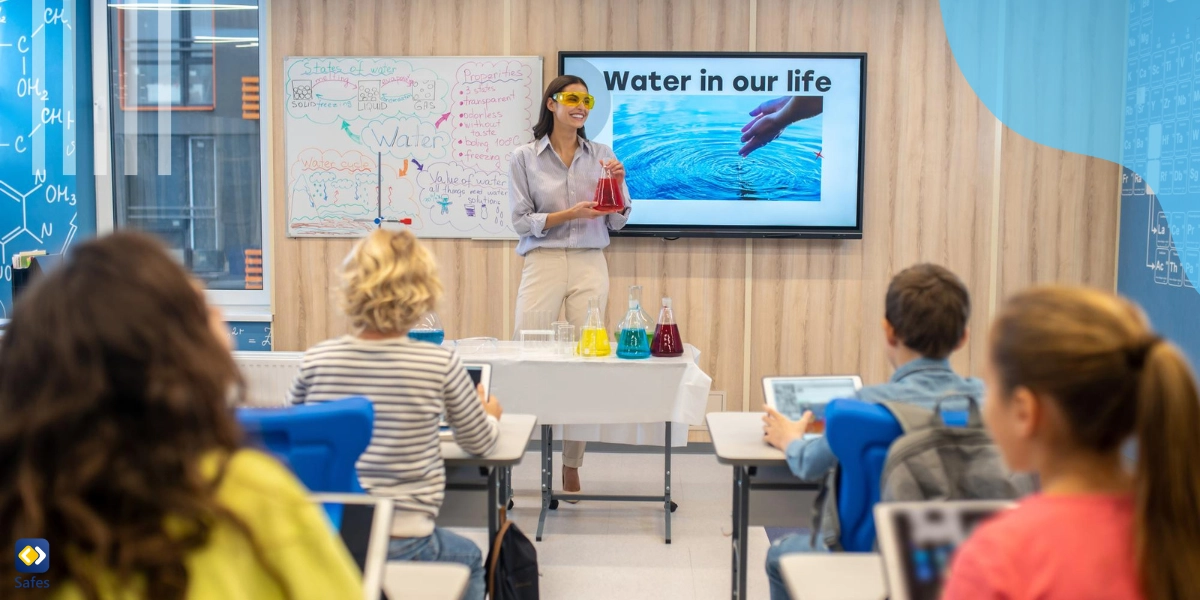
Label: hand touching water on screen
xmin=763 ymin=406 xmax=814 ymax=451
xmin=739 ymin=96 xmax=824 ymax=157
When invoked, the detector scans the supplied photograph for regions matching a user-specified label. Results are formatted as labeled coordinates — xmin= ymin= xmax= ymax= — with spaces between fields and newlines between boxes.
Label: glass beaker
xmin=616 ymin=286 xmax=652 ymax=359
xmin=593 ymin=166 xmax=625 ymax=213
xmin=650 ymin=297 xmax=684 ymax=357
xmin=407 ymin=311 xmax=445 ymax=345
xmin=576 ymin=297 xmax=611 ymax=357
xmin=552 ymin=321 xmax=576 ymax=356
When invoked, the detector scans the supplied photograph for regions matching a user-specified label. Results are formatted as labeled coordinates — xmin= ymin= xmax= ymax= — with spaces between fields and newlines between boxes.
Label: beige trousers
xmin=513 ymin=248 xmax=609 ymax=469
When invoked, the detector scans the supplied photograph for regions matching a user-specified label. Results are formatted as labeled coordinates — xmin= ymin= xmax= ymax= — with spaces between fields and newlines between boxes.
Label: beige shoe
xmin=562 ymin=468 xmax=581 ymax=504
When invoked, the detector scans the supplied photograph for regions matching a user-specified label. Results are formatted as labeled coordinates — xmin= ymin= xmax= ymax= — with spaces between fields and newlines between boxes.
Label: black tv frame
xmin=559 ymin=51 xmax=867 ymax=240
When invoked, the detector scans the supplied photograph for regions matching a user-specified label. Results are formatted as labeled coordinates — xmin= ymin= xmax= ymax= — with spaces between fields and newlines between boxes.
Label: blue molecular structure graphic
xmin=0 ymin=0 xmax=95 ymax=319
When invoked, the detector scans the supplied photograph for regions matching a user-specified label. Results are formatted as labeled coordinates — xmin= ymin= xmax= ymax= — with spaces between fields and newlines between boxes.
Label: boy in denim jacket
xmin=761 ymin=264 xmax=983 ymax=600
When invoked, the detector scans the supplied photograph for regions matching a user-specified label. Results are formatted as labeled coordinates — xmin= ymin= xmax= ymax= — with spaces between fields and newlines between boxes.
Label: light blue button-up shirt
xmin=784 ymin=357 xmax=985 ymax=482
xmin=507 ymin=136 xmax=631 ymax=256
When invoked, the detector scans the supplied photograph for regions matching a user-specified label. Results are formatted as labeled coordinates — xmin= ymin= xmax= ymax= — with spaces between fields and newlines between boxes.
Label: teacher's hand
xmin=569 ymin=201 xmax=607 ymax=220
xmin=601 ymin=158 xmax=626 ymax=182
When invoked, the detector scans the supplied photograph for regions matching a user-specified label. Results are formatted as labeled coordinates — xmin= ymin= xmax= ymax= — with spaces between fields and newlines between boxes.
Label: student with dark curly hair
xmin=0 ymin=232 xmax=360 ymax=600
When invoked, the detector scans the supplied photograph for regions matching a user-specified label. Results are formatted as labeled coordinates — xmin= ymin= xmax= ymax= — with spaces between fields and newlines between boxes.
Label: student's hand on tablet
xmin=762 ymin=406 xmax=814 ymax=451
xmin=478 ymin=384 xmax=503 ymax=419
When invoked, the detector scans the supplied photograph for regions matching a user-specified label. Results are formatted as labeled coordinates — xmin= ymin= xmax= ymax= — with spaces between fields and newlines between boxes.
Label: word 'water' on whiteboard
xmin=283 ymin=56 xmax=542 ymax=239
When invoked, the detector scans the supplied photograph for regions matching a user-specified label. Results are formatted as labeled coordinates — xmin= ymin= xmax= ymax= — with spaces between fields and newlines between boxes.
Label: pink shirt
xmin=942 ymin=494 xmax=1142 ymax=600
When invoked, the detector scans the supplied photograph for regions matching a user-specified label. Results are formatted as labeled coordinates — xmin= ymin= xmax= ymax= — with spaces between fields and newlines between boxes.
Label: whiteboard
xmin=283 ymin=56 xmax=541 ymax=239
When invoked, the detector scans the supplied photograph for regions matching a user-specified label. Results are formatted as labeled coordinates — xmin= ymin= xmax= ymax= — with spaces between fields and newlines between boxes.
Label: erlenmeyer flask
xmin=650 ymin=297 xmax=684 ymax=357
xmin=593 ymin=165 xmax=625 ymax=213
xmin=577 ymin=297 xmax=611 ymax=357
xmin=616 ymin=286 xmax=651 ymax=359
xmin=407 ymin=311 xmax=445 ymax=345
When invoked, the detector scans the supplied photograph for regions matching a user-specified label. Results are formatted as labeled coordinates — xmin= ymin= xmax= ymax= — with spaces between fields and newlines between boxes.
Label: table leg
xmin=664 ymin=421 xmax=672 ymax=545
xmin=732 ymin=466 xmax=750 ymax=599
xmin=487 ymin=466 xmax=499 ymax=549
xmin=730 ymin=466 xmax=741 ymax=600
xmin=536 ymin=424 xmax=553 ymax=542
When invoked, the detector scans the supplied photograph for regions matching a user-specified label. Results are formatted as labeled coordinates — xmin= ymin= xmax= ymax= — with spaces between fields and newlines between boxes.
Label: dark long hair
xmin=532 ymin=75 xmax=588 ymax=141
xmin=0 ymin=233 xmax=286 ymax=600
xmin=991 ymin=287 xmax=1200 ymax=600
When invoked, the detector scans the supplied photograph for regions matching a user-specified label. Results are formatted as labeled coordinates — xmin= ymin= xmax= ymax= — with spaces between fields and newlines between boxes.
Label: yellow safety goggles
xmin=553 ymin=92 xmax=595 ymax=109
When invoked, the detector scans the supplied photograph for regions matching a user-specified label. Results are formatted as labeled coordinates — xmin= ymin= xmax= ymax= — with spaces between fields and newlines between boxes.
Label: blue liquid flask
xmin=616 ymin=286 xmax=652 ymax=359
xmin=407 ymin=312 xmax=445 ymax=345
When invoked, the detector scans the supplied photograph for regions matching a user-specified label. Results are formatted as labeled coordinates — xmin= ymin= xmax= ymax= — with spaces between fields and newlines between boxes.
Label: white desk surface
xmin=707 ymin=412 xmax=791 ymax=466
xmin=440 ymin=413 xmax=536 ymax=466
xmin=383 ymin=562 xmax=470 ymax=600
xmin=780 ymin=553 xmax=887 ymax=600
xmin=456 ymin=342 xmax=712 ymax=430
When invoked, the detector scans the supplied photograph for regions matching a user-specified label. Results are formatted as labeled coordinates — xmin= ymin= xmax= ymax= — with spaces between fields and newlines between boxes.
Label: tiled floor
xmin=450 ymin=450 xmax=774 ymax=600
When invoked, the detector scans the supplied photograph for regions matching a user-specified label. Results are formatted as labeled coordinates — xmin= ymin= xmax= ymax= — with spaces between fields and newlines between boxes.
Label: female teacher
xmin=508 ymin=75 xmax=631 ymax=495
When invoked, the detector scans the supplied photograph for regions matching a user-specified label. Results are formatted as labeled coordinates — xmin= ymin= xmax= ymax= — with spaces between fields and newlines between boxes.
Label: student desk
xmin=438 ymin=413 xmax=537 ymax=549
xmin=459 ymin=342 xmax=712 ymax=544
xmin=707 ymin=412 xmax=822 ymax=600
xmin=779 ymin=553 xmax=887 ymax=600
xmin=384 ymin=562 xmax=470 ymax=600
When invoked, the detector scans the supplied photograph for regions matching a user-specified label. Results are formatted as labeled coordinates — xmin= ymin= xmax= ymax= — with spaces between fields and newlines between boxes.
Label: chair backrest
xmin=824 ymin=399 xmax=904 ymax=552
xmin=236 ymin=397 xmax=374 ymax=493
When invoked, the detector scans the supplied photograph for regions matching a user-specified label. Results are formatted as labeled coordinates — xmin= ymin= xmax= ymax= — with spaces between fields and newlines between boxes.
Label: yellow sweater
xmin=52 ymin=450 xmax=363 ymax=600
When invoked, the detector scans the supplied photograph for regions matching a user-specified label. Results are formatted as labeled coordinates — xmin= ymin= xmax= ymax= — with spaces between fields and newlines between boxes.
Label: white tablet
xmin=439 ymin=363 xmax=491 ymax=439
xmin=762 ymin=375 xmax=862 ymax=437
xmin=875 ymin=501 xmax=1014 ymax=600
xmin=311 ymin=493 xmax=395 ymax=600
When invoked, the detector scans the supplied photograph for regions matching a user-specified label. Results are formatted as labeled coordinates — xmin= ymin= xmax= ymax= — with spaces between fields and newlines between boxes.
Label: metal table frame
xmin=730 ymin=465 xmax=820 ymax=600
xmin=534 ymin=422 xmax=678 ymax=544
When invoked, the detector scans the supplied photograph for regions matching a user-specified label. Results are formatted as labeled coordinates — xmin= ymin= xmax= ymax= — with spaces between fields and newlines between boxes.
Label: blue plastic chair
xmin=236 ymin=396 xmax=374 ymax=493
xmin=823 ymin=399 xmax=904 ymax=552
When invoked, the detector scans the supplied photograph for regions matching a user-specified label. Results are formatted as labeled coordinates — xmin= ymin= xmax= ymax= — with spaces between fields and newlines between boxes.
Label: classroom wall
xmin=267 ymin=0 xmax=1121 ymax=424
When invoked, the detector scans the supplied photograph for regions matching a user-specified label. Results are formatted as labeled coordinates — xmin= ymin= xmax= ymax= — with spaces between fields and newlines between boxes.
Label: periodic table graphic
xmin=1123 ymin=0 xmax=1200 ymax=291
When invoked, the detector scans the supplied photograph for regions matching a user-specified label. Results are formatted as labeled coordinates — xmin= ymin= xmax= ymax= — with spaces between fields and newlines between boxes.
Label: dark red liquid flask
xmin=650 ymin=297 xmax=684 ymax=357
xmin=593 ymin=175 xmax=625 ymax=213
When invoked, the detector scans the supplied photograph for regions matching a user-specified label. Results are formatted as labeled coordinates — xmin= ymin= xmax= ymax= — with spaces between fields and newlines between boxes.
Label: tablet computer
xmin=762 ymin=375 xmax=862 ymax=437
xmin=311 ymin=493 xmax=395 ymax=600
xmin=439 ymin=363 xmax=491 ymax=439
xmin=875 ymin=501 xmax=1013 ymax=600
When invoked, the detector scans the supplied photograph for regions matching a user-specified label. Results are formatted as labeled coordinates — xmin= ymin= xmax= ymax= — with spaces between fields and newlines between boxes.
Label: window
xmin=101 ymin=0 xmax=267 ymax=301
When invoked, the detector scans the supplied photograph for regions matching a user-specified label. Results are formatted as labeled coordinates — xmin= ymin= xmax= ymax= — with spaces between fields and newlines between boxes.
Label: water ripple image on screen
xmin=614 ymin=95 xmax=822 ymax=202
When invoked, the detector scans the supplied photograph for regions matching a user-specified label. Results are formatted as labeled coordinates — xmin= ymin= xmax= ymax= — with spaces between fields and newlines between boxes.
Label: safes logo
xmin=14 ymin=539 xmax=48 ymax=574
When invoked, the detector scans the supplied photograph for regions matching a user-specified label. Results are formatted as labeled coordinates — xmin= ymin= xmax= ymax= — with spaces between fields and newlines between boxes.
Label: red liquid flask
xmin=650 ymin=297 xmax=684 ymax=357
xmin=593 ymin=175 xmax=625 ymax=213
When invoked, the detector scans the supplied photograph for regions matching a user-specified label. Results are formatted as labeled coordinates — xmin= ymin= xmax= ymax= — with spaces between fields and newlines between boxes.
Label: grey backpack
xmin=813 ymin=397 xmax=1034 ymax=550
xmin=880 ymin=398 xmax=1035 ymax=502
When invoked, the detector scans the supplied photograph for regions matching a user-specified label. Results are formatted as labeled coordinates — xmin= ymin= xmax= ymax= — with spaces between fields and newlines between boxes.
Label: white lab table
xmin=457 ymin=342 xmax=712 ymax=543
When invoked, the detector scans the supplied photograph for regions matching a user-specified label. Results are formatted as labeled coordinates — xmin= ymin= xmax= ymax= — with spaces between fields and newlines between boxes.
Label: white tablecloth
xmin=453 ymin=342 xmax=712 ymax=447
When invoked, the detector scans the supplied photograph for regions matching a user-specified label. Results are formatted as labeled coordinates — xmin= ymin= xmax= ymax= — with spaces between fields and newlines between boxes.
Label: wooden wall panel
xmin=996 ymin=130 xmax=1121 ymax=300
xmin=268 ymin=0 xmax=1121 ymax=421
xmin=748 ymin=0 xmax=1000 ymax=410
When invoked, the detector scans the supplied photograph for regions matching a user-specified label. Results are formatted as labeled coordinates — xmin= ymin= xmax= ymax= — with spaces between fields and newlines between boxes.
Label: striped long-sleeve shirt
xmin=288 ymin=335 xmax=499 ymax=538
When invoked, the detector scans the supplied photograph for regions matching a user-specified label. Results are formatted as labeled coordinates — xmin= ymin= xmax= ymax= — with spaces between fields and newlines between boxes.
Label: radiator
xmin=233 ymin=351 xmax=304 ymax=407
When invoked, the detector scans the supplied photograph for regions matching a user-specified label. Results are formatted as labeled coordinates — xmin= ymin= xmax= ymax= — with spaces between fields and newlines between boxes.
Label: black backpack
xmin=486 ymin=511 xmax=539 ymax=600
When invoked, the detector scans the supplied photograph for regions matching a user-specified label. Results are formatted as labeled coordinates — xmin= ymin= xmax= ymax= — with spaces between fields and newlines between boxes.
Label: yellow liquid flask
xmin=576 ymin=297 xmax=611 ymax=357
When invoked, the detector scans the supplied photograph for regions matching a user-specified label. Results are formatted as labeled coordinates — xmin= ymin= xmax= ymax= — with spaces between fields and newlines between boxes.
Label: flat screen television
xmin=560 ymin=51 xmax=867 ymax=239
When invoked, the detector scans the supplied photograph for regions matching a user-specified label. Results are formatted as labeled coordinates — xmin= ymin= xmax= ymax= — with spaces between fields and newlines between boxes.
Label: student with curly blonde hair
xmin=289 ymin=228 xmax=502 ymax=600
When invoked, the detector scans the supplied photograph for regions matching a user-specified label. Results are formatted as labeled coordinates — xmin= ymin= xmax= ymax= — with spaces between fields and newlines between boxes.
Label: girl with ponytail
xmin=943 ymin=286 xmax=1200 ymax=600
